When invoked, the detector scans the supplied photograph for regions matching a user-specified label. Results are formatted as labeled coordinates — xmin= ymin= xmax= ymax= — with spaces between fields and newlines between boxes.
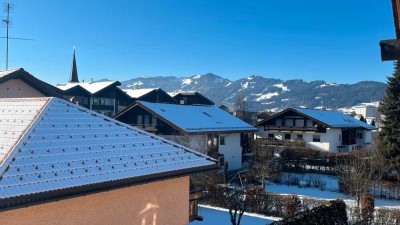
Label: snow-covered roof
xmin=0 ymin=97 xmax=217 ymax=208
xmin=293 ymin=107 xmax=375 ymax=130
xmin=0 ymin=68 xmax=20 ymax=77
xmin=56 ymin=81 xmax=118 ymax=94
xmin=122 ymin=88 xmax=158 ymax=98
xmin=138 ymin=101 xmax=257 ymax=133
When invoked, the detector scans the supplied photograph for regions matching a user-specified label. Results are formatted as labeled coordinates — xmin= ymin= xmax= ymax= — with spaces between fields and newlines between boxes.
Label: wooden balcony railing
xmin=266 ymin=125 xmax=317 ymax=132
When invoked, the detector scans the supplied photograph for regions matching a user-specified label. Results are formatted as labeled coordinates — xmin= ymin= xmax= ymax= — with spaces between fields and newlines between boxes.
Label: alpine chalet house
xmin=0 ymin=97 xmax=217 ymax=225
xmin=256 ymin=107 xmax=375 ymax=152
xmin=172 ymin=92 xmax=215 ymax=105
xmin=0 ymin=68 xmax=63 ymax=98
xmin=114 ymin=101 xmax=257 ymax=170
xmin=56 ymin=50 xmax=132 ymax=116
xmin=122 ymin=88 xmax=177 ymax=103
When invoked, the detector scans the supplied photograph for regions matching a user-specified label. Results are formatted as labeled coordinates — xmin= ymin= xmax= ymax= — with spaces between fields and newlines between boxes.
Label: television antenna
xmin=1 ymin=2 xmax=33 ymax=69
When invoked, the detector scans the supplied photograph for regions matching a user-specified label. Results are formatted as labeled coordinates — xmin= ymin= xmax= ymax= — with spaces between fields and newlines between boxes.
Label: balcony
xmin=130 ymin=124 xmax=158 ymax=132
xmin=189 ymin=189 xmax=204 ymax=222
xmin=266 ymin=125 xmax=317 ymax=132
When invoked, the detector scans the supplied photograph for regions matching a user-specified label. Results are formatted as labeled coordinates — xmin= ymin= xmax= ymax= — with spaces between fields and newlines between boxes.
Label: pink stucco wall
xmin=0 ymin=79 xmax=46 ymax=98
xmin=0 ymin=176 xmax=189 ymax=225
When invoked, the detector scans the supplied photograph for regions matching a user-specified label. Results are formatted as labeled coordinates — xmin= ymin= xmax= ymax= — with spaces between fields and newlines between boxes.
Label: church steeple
xmin=68 ymin=48 xmax=79 ymax=83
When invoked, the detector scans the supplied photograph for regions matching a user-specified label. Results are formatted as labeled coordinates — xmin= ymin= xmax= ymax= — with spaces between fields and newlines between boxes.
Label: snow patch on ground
xmin=192 ymin=75 xmax=201 ymax=79
xmin=182 ymin=78 xmax=192 ymax=85
xmin=320 ymin=83 xmax=337 ymax=88
xmin=242 ymin=82 xmax=249 ymax=89
xmin=267 ymin=173 xmax=400 ymax=209
xmin=126 ymin=81 xmax=143 ymax=88
xmin=225 ymin=82 xmax=232 ymax=87
xmin=273 ymin=83 xmax=290 ymax=91
xmin=255 ymin=92 xmax=279 ymax=101
xmin=281 ymin=98 xmax=289 ymax=102
xmin=261 ymin=101 xmax=275 ymax=105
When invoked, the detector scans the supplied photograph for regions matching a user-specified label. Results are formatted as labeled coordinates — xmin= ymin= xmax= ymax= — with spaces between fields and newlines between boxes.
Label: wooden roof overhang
xmin=380 ymin=0 xmax=400 ymax=61
xmin=0 ymin=68 xmax=65 ymax=98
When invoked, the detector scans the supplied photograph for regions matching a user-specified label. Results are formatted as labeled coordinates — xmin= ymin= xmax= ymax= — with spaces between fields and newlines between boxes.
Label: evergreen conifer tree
xmin=378 ymin=60 xmax=400 ymax=172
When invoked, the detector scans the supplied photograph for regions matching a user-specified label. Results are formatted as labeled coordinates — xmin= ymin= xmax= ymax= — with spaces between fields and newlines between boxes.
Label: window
xmin=276 ymin=119 xmax=282 ymax=126
xmin=151 ymin=116 xmax=157 ymax=126
xmin=357 ymin=133 xmax=363 ymax=139
xmin=295 ymin=119 xmax=304 ymax=127
xmin=297 ymin=134 xmax=303 ymax=140
xmin=339 ymin=134 xmax=342 ymax=142
xmin=306 ymin=120 xmax=314 ymax=127
xmin=285 ymin=119 xmax=293 ymax=127
xmin=144 ymin=115 xmax=150 ymax=125
xmin=137 ymin=115 xmax=142 ymax=125
xmin=268 ymin=133 xmax=275 ymax=139
xmin=99 ymin=98 xmax=105 ymax=105
xmin=313 ymin=135 xmax=321 ymax=142
xmin=284 ymin=134 xmax=291 ymax=140
xmin=219 ymin=136 xmax=225 ymax=145
xmin=92 ymin=98 xmax=99 ymax=105
xmin=218 ymin=155 xmax=225 ymax=167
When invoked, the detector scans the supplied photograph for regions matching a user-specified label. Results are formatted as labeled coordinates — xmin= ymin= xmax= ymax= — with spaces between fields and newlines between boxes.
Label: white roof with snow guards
xmin=0 ymin=97 xmax=217 ymax=208
xmin=56 ymin=81 xmax=118 ymax=94
xmin=293 ymin=107 xmax=376 ymax=130
xmin=122 ymin=88 xmax=158 ymax=98
xmin=138 ymin=101 xmax=257 ymax=133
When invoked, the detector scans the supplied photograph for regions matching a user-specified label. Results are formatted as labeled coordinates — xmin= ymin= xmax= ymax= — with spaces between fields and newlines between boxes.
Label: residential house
xmin=0 ymin=68 xmax=63 ymax=98
xmin=114 ymin=101 xmax=257 ymax=170
xmin=256 ymin=107 xmax=376 ymax=152
xmin=353 ymin=103 xmax=378 ymax=124
xmin=122 ymin=88 xmax=177 ymax=104
xmin=56 ymin=50 xmax=132 ymax=116
xmin=0 ymin=97 xmax=217 ymax=225
xmin=219 ymin=104 xmax=258 ymax=125
xmin=172 ymin=92 xmax=215 ymax=105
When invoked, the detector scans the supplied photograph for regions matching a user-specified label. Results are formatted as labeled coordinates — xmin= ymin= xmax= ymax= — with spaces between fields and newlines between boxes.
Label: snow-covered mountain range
xmin=119 ymin=73 xmax=386 ymax=111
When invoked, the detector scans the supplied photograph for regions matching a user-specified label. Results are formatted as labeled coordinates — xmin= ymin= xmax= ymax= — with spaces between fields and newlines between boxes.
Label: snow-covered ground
xmin=192 ymin=205 xmax=279 ymax=225
xmin=267 ymin=174 xmax=400 ymax=209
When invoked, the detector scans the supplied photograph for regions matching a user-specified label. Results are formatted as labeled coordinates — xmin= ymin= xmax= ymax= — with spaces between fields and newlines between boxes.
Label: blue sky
xmin=2 ymin=0 xmax=396 ymax=84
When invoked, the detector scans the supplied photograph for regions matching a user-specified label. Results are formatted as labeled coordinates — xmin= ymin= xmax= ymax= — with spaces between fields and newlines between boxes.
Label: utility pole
xmin=1 ymin=2 xmax=33 ymax=69
xmin=3 ymin=2 xmax=12 ymax=69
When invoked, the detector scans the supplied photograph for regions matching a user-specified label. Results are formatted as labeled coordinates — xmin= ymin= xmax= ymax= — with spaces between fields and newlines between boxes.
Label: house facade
xmin=0 ymin=97 xmax=217 ymax=225
xmin=256 ymin=107 xmax=375 ymax=152
xmin=0 ymin=68 xmax=64 ymax=98
xmin=114 ymin=101 xmax=257 ymax=170
xmin=172 ymin=92 xmax=215 ymax=105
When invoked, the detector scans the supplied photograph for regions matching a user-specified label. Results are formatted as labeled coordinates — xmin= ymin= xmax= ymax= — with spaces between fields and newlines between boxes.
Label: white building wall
xmin=264 ymin=128 xmax=342 ymax=152
xmin=219 ymin=133 xmax=242 ymax=170
xmin=160 ymin=134 xmax=208 ymax=155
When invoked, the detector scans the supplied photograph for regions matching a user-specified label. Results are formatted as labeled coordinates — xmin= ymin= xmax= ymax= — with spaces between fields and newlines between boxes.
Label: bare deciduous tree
xmin=247 ymin=139 xmax=281 ymax=189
